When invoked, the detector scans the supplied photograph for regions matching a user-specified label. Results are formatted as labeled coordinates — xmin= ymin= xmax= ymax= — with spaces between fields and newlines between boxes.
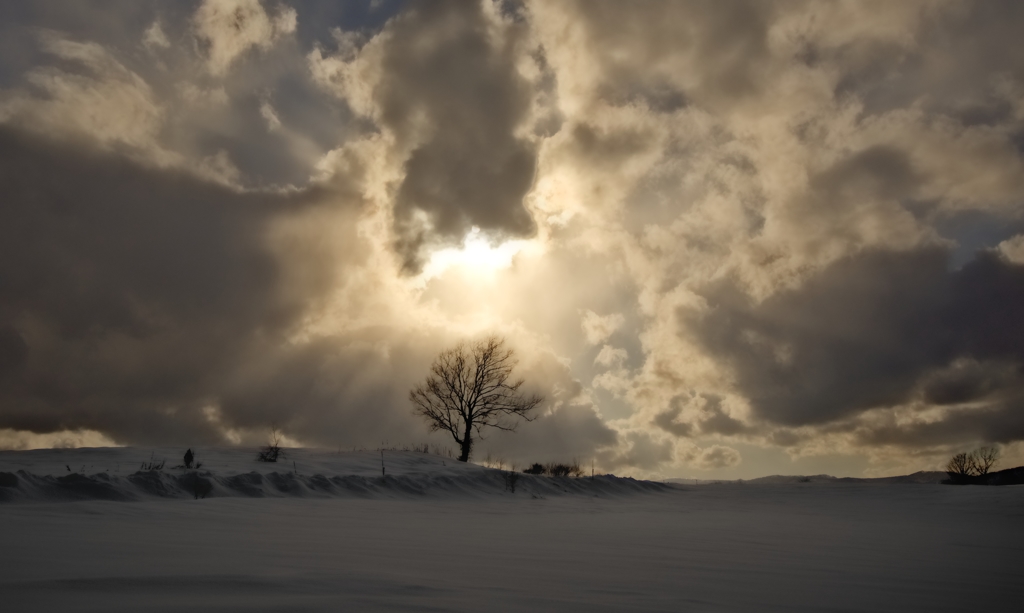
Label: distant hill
xmin=839 ymin=471 xmax=950 ymax=484
xmin=667 ymin=471 xmax=947 ymax=485
xmin=666 ymin=467 xmax=1024 ymax=486
xmin=747 ymin=471 xmax=949 ymax=484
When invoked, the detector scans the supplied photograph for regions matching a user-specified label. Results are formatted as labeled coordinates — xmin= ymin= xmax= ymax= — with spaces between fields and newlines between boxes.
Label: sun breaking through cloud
xmin=2 ymin=0 xmax=1024 ymax=478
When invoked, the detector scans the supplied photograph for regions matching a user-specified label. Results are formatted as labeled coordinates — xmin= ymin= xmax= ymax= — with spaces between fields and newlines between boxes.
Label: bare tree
xmin=972 ymin=445 xmax=1000 ymax=475
xmin=256 ymin=424 xmax=282 ymax=462
xmin=946 ymin=452 xmax=974 ymax=479
xmin=410 ymin=336 xmax=543 ymax=462
xmin=946 ymin=446 xmax=1001 ymax=484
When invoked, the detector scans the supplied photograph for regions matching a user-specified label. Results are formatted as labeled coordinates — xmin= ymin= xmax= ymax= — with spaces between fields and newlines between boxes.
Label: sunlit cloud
xmin=1 ymin=0 xmax=1024 ymax=478
xmin=415 ymin=228 xmax=533 ymax=286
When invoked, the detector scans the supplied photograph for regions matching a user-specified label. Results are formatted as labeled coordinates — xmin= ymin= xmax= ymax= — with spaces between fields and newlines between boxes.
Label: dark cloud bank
xmin=0 ymin=125 xmax=338 ymax=443
xmin=689 ymin=247 xmax=1024 ymax=446
xmin=357 ymin=0 xmax=540 ymax=271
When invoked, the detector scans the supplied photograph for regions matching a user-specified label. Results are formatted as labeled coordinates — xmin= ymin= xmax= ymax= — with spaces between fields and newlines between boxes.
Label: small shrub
xmin=482 ymin=453 xmax=507 ymax=471
xmin=257 ymin=425 xmax=283 ymax=463
xmin=140 ymin=453 xmax=165 ymax=471
xmin=502 ymin=467 xmax=520 ymax=493
xmin=548 ymin=463 xmax=571 ymax=477
xmin=257 ymin=446 xmax=280 ymax=462
xmin=547 ymin=459 xmax=584 ymax=478
xmin=523 ymin=463 xmax=545 ymax=475
xmin=430 ymin=444 xmax=454 ymax=458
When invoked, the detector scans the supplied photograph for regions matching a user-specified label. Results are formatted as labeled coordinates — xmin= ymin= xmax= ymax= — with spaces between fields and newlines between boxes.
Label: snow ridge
xmin=0 ymin=448 xmax=670 ymax=503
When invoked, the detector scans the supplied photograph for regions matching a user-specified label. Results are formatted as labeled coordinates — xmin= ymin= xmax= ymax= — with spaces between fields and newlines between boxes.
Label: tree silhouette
xmin=946 ymin=452 xmax=974 ymax=480
xmin=410 ymin=336 xmax=542 ymax=462
xmin=256 ymin=425 xmax=282 ymax=462
xmin=973 ymin=445 xmax=1000 ymax=475
xmin=945 ymin=445 xmax=1001 ymax=484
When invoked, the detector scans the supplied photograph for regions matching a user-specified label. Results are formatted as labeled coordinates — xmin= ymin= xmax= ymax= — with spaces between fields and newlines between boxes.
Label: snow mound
xmin=0 ymin=447 xmax=670 ymax=503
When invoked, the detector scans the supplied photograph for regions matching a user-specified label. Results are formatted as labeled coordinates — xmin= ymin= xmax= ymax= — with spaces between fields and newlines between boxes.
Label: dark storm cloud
xmin=371 ymin=0 xmax=538 ymax=270
xmin=652 ymin=400 xmax=694 ymax=438
xmin=843 ymin=1 xmax=1024 ymax=119
xmin=854 ymin=389 xmax=1024 ymax=448
xmin=0 ymin=324 xmax=29 ymax=377
xmin=696 ymin=395 xmax=752 ymax=436
xmin=687 ymin=246 xmax=1024 ymax=443
xmin=919 ymin=359 xmax=1018 ymax=406
xmin=653 ymin=393 xmax=752 ymax=438
xmin=0 ymin=126 xmax=358 ymax=444
xmin=809 ymin=146 xmax=920 ymax=203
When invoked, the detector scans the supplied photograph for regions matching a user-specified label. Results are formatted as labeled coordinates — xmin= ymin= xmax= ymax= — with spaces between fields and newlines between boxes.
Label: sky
xmin=2 ymin=0 xmax=1024 ymax=479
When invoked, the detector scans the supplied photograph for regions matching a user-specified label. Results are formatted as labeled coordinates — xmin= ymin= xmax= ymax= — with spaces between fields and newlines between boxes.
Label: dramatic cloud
xmin=689 ymin=445 xmax=742 ymax=470
xmin=193 ymin=0 xmax=297 ymax=76
xmin=690 ymin=247 xmax=1024 ymax=439
xmin=0 ymin=125 xmax=327 ymax=443
xmin=581 ymin=310 xmax=624 ymax=346
xmin=2 ymin=1 xmax=1024 ymax=478
xmin=310 ymin=0 xmax=541 ymax=269
xmin=0 ymin=33 xmax=163 ymax=153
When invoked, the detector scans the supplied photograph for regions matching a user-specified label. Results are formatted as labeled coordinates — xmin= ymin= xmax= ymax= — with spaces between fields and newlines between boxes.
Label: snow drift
xmin=0 ymin=447 xmax=669 ymax=503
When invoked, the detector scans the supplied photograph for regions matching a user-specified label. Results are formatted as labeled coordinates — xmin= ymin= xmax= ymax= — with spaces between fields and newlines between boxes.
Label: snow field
xmin=1 ymin=447 xmax=1022 ymax=611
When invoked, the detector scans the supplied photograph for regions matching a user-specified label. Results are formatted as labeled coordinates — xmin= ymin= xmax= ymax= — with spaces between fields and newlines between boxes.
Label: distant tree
xmin=946 ymin=452 xmax=974 ymax=481
xmin=945 ymin=446 xmax=1001 ymax=484
xmin=523 ymin=463 xmax=545 ymax=475
xmin=256 ymin=425 xmax=282 ymax=462
xmin=973 ymin=445 xmax=1000 ymax=475
xmin=547 ymin=459 xmax=584 ymax=478
xmin=410 ymin=336 xmax=543 ymax=462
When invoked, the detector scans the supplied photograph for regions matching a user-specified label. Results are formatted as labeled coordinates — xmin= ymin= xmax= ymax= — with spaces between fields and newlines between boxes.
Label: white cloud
xmin=0 ymin=428 xmax=119 ymax=451
xmin=143 ymin=20 xmax=171 ymax=50
xmin=594 ymin=344 xmax=627 ymax=369
xmin=688 ymin=445 xmax=742 ymax=470
xmin=180 ymin=84 xmax=229 ymax=107
xmin=0 ymin=33 xmax=166 ymax=156
xmin=581 ymin=310 xmax=624 ymax=345
xmin=193 ymin=0 xmax=297 ymax=76
xmin=998 ymin=235 xmax=1024 ymax=264
xmin=260 ymin=100 xmax=282 ymax=131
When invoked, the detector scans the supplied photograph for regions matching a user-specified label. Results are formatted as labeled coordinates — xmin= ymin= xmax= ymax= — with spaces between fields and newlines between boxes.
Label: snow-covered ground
xmin=1 ymin=448 xmax=1021 ymax=611
xmin=0 ymin=447 xmax=666 ymax=502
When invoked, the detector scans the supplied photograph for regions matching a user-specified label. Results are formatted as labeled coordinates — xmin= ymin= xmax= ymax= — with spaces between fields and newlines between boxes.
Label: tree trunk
xmin=458 ymin=421 xmax=473 ymax=462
